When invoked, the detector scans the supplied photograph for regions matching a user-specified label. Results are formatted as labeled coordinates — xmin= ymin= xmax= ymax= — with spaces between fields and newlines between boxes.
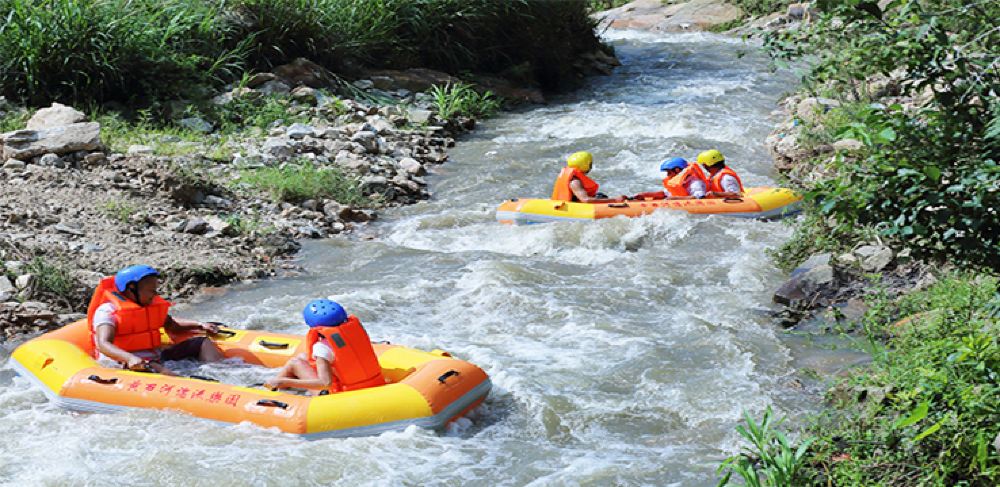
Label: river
xmin=3 ymin=31 xmax=828 ymax=486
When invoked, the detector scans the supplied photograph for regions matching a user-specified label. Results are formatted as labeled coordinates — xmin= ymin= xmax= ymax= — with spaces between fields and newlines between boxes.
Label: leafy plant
xmin=717 ymin=407 xmax=814 ymax=486
xmin=100 ymin=199 xmax=140 ymax=225
xmin=429 ymin=82 xmax=502 ymax=120
xmin=23 ymin=256 xmax=79 ymax=308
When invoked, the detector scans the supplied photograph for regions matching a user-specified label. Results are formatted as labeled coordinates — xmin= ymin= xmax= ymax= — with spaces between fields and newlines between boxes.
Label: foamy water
xmin=0 ymin=32 xmax=813 ymax=486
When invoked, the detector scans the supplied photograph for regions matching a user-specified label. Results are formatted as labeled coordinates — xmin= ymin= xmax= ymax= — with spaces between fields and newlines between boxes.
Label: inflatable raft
xmin=10 ymin=320 xmax=491 ymax=439
xmin=496 ymin=187 xmax=801 ymax=224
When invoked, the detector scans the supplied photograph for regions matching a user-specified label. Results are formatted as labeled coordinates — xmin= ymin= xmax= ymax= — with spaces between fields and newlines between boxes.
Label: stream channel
xmin=1 ymin=30 xmax=866 ymax=486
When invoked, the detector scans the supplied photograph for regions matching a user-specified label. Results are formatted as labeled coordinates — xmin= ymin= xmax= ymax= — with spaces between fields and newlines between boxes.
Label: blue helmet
xmin=303 ymin=299 xmax=348 ymax=327
xmin=114 ymin=265 xmax=159 ymax=292
xmin=660 ymin=157 xmax=688 ymax=172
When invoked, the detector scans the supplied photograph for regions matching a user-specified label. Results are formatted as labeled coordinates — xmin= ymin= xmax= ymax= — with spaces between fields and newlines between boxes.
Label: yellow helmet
xmin=566 ymin=151 xmax=593 ymax=173
xmin=697 ymin=149 xmax=725 ymax=166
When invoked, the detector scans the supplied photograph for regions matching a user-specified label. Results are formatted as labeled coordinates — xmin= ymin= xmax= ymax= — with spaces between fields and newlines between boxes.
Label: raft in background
xmin=10 ymin=320 xmax=491 ymax=439
xmin=495 ymin=187 xmax=802 ymax=224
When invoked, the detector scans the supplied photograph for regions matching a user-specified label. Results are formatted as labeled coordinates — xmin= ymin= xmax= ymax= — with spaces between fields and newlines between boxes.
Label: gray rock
xmin=353 ymin=79 xmax=375 ymax=90
xmin=3 ymin=159 xmax=26 ymax=171
xmin=258 ymin=80 xmax=291 ymax=95
xmin=170 ymin=219 xmax=188 ymax=233
xmin=57 ymin=313 xmax=87 ymax=324
xmin=0 ymin=291 xmax=12 ymax=302
xmin=263 ymin=137 xmax=293 ymax=158
xmin=796 ymin=97 xmax=841 ymax=124
xmin=127 ymin=145 xmax=154 ymax=155
xmin=245 ymin=72 xmax=277 ymax=88
xmin=286 ymin=123 xmax=314 ymax=140
xmin=792 ymin=253 xmax=832 ymax=276
xmin=53 ymin=222 xmax=84 ymax=236
xmin=397 ymin=157 xmax=425 ymax=176
xmin=290 ymin=86 xmax=318 ymax=105
xmin=38 ymin=153 xmax=63 ymax=167
xmin=81 ymin=243 xmax=105 ymax=253
xmin=83 ymin=152 xmax=107 ymax=166
xmin=2 ymin=122 xmax=102 ymax=160
xmin=203 ymin=195 xmax=232 ymax=207
xmin=855 ymin=245 xmax=893 ymax=272
xmin=832 ymin=138 xmax=864 ymax=152
xmin=26 ymin=103 xmax=86 ymax=130
xmin=15 ymin=274 xmax=35 ymax=290
xmin=406 ymin=108 xmax=434 ymax=124
xmin=360 ymin=175 xmax=389 ymax=195
xmin=366 ymin=117 xmax=396 ymax=134
xmin=178 ymin=117 xmax=214 ymax=134
xmin=0 ymin=276 xmax=14 ymax=294
xmin=774 ymin=264 xmax=835 ymax=306
xmin=203 ymin=215 xmax=236 ymax=236
xmin=183 ymin=218 xmax=210 ymax=235
xmin=350 ymin=131 xmax=379 ymax=153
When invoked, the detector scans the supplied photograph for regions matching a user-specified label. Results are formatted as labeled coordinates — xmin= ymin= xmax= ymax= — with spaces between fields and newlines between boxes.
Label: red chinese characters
xmin=224 ymin=394 xmax=240 ymax=407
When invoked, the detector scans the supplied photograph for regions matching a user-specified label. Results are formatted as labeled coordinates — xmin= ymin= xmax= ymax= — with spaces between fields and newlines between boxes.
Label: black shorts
xmin=159 ymin=336 xmax=207 ymax=361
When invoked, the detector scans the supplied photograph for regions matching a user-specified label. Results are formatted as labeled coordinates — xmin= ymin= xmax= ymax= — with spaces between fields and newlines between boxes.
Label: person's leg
xmin=160 ymin=337 xmax=222 ymax=363
xmin=198 ymin=338 xmax=224 ymax=362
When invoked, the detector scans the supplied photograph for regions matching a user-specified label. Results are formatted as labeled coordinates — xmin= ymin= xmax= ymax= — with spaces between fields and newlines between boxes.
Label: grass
xmin=23 ymin=256 xmax=79 ymax=307
xmin=232 ymin=161 xmax=367 ymax=205
xmin=0 ymin=106 xmax=32 ymax=132
xmin=99 ymin=199 xmax=141 ymax=225
xmin=96 ymin=110 xmax=211 ymax=156
xmin=717 ymin=407 xmax=814 ymax=487
xmin=428 ymin=82 xmax=502 ymax=121
xmin=0 ymin=0 xmax=605 ymax=106
xmin=223 ymin=213 xmax=275 ymax=236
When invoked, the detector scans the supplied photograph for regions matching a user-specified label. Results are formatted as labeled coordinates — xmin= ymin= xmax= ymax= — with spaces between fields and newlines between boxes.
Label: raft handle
xmin=256 ymin=399 xmax=289 ymax=410
xmin=208 ymin=325 xmax=237 ymax=338
xmin=88 ymin=375 xmax=118 ymax=385
xmin=437 ymin=370 xmax=460 ymax=384
xmin=723 ymin=197 xmax=744 ymax=203
xmin=607 ymin=202 xmax=629 ymax=208
xmin=258 ymin=340 xmax=290 ymax=350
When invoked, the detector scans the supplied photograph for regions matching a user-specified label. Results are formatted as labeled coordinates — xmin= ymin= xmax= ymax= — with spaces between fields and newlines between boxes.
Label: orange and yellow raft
xmin=10 ymin=320 xmax=491 ymax=439
xmin=496 ymin=187 xmax=801 ymax=224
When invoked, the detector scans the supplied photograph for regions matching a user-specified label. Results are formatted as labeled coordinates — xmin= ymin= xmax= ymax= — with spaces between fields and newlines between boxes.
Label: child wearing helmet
xmin=661 ymin=157 xmax=709 ymax=199
xmin=698 ymin=149 xmax=744 ymax=198
xmin=265 ymin=299 xmax=385 ymax=394
xmin=88 ymin=265 xmax=224 ymax=375
xmin=551 ymin=151 xmax=624 ymax=203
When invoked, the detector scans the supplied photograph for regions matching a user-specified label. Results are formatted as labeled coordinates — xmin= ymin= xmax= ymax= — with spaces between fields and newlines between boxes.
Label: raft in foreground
xmin=496 ymin=187 xmax=801 ymax=224
xmin=11 ymin=320 xmax=491 ymax=439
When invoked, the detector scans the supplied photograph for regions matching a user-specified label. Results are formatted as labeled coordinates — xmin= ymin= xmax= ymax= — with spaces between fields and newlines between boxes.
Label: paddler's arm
xmin=164 ymin=315 xmax=218 ymax=335
xmin=95 ymin=324 xmax=148 ymax=370
xmin=569 ymin=180 xmax=596 ymax=202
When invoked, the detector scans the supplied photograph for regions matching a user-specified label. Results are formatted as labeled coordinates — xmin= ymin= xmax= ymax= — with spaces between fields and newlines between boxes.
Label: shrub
xmin=233 ymin=161 xmax=366 ymax=205
xmin=429 ymin=82 xmax=502 ymax=121
xmin=717 ymin=407 xmax=814 ymax=486
xmin=800 ymin=274 xmax=1000 ymax=485
xmin=23 ymin=256 xmax=79 ymax=307
xmin=762 ymin=0 xmax=1000 ymax=270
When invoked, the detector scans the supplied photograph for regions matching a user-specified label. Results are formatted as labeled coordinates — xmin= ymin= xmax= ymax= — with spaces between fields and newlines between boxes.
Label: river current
xmin=2 ymin=31 xmax=822 ymax=486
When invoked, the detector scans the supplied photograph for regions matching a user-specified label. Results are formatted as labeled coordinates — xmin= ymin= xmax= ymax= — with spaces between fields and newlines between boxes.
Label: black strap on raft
xmin=256 ymin=399 xmax=288 ymax=409
xmin=437 ymin=370 xmax=460 ymax=384
xmin=88 ymin=375 xmax=118 ymax=385
xmin=258 ymin=340 xmax=290 ymax=350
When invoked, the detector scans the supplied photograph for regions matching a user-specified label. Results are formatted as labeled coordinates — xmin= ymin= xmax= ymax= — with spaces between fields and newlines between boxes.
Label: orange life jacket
xmin=551 ymin=167 xmax=600 ymax=202
xmin=306 ymin=315 xmax=386 ymax=393
xmin=707 ymin=166 xmax=744 ymax=194
xmin=663 ymin=165 xmax=709 ymax=197
xmin=86 ymin=276 xmax=171 ymax=358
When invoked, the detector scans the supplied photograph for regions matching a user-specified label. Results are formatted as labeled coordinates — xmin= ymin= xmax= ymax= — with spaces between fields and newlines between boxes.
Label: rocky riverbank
xmin=0 ymin=54 xmax=619 ymax=341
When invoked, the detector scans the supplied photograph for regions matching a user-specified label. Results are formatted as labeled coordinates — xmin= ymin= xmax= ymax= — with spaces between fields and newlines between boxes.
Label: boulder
xmin=285 ymin=123 xmax=314 ymax=140
xmin=796 ymin=97 xmax=841 ymax=124
xmin=274 ymin=58 xmax=338 ymax=88
xmin=3 ymin=159 xmax=26 ymax=171
xmin=2 ymin=122 xmax=102 ymax=160
xmin=599 ymin=0 xmax=743 ymax=32
xmin=350 ymin=131 xmax=379 ymax=153
xmin=38 ymin=153 xmax=63 ymax=167
xmin=774 ymin=254 xmax=836 ymax=306
xmin=263 ymin=137 xmax=293 ymax=158
xmin=397 ymin=157 xmax=425 ymax=176
xmin=245 ymin=72 xmax=277 ymax=88
xmin=203 ymin=215 xmax=236 ymax=236
xmin=15 ymin=273 xmax=35 ymax=290
xmin=364 ymin=68 xmax=457 ymax=93
xmin=178 ymin=117 xmax=214 ymax=134
xmin=183 ymin=218 xmax=210 ymax=235
xmin=360 ymin=175 xmax=389 ymax=195
xmin=26 ymin=103 xmax=86 ymax=130
xmin=290 ymin=86 xmax=318 ymax=105
xmin=855 ymin=245 xmax=893 ymax=272
xmin=406 ymin=108 xmax=434 ymax=124
xmin=83 ymin=152 xmax=108 ymax=166
xmin=258 ymin=80 xmax=291 ymax=95
xmin=0 ymin=276 xmax=14 ymax=295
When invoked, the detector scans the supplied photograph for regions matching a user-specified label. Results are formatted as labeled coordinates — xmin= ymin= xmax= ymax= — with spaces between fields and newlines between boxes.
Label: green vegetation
xmin=587 ymin=0 xmax=630 ymax=12
xmin=24 ymin=256 xmax=79 ymax=306
xmin=99 ymin=199 xmax=141 ymax=225
xmin=232 ymin=161 xmax=367 ymax=205
xmin=429 ymin=83 xmax=502 ymax=121
xmin=223 ymin=213 xmax=275 ymax=236
xmin=717 ymin=407 xmax=814 ymax=486
xmin=97 ymin=110 xmax=211 ymax=156
xmin=0 ymin=107 xmax=32 ymax=132
xmin=765 ymin=0 xmax=1000 ymax=271
xmin=730 ymin=0 xmax=796 ymax=16
xmin=0 ymin=0 xmax=605 ymax=106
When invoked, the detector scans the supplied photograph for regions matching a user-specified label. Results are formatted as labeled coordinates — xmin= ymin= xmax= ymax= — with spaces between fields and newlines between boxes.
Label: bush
xmin=0 ymin=0 xmax=246 ymax=105
xmin=762 ymin=0 xmax=1000 ymax=270
xmin=24 ymin=256 xmax=80 ymax=307
xmin=717 ymin=407 xmax=814 ymax=487
xmin=800 ymin=274 xmax=1000 ymax=485
xmin=429 ymin=82 xmax=502 ymax=121
xmin=233 ymin=161 xmax=367 ymax=205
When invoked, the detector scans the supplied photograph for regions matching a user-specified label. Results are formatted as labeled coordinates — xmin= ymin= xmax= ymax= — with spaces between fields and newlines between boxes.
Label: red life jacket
xmin=306 ymin=315 xmax=385 ymax=393
xmin=707 ymin=166 xmax=744 ymax=194
xmin=663 ymin=165 xmax=709 ymax=197
xmin=551 ymin=167 xmax=600 ymax=202
xmin=86 ymin=276 xmax=171 ymax=358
